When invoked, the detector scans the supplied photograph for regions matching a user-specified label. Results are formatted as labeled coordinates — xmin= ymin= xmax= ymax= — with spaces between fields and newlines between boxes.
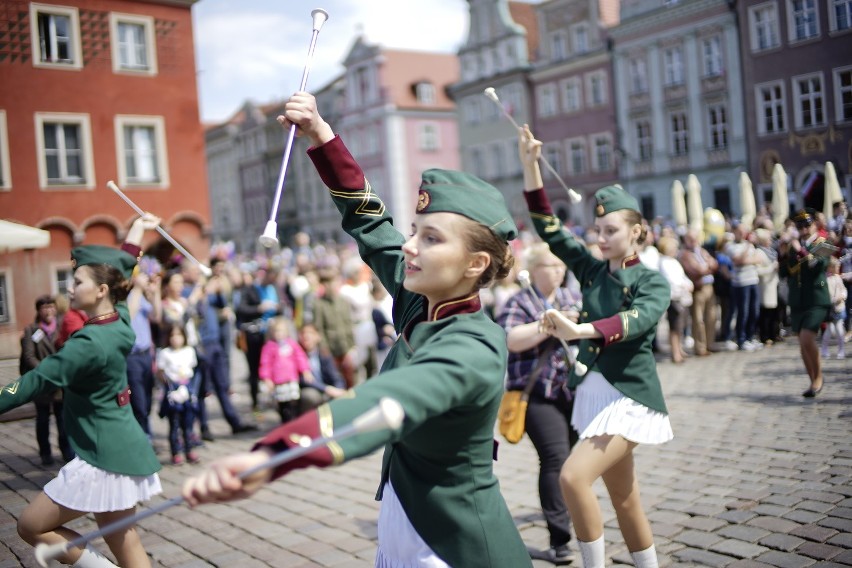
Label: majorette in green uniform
xmin=183 ymin=93 xmax=532 ymax=568
xmin=778 ymin=209 xmax=833 ymax=397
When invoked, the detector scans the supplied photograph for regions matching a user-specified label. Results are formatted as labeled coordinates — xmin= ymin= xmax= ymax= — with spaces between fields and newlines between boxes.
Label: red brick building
xmin=0 ymin=0 xmax=209 ymax=357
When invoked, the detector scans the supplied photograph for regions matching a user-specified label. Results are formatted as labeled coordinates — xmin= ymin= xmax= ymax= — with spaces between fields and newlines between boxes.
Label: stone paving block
xmin=717 ymin=524 xmax=772 ymax=543
xmin=709 ymin=538 xmax=771 ymax=560
xmin=765 ymin=495 xmax=807 ymax=507
xmin=797 ymin=491 xmax=845 ymax=504
xmin=682 ymin=516 xmax=729 ymax=532
xmin=816 ymin=516 xmax=852 ymax=532
xmin=789 ymin=524 xmax=839 ymax=543
xmin=726 ymin=561 xmax=776 ymax=567
xmin=830 ymin=507 xmax=852 ymax=520
xmin=748 ymin=515 xmax=802 ymax=533
xmin=754 ymin=504 xmax=795 ymax=517
xmin=796 ymin=542 xmax=845 ymax=561
xmin=753 ymin=550 xmax=818 ymax=568
xmin=673 ymin=529 xmax=725 ymax=548
xmin=759 ymin=534 xmax=808 ymax=552
xmin=833 ymin=549 xmax=852 ymax=564
xmin=797 ymin=501 xmax=837 ymax=514
xmin=719 ymin=510 xmax=760 ymax=523
xmin=785 ymin=510 xmax=829 ymax=524
xmin=826 ymin=532 xmax=852 ymax=548
xmin=672 ymin=547 xmax=736 ymax=567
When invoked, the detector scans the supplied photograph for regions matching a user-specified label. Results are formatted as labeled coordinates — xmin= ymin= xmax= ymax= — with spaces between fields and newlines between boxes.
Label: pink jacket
xmin=259 ymin=339 xmax=309 ymax=385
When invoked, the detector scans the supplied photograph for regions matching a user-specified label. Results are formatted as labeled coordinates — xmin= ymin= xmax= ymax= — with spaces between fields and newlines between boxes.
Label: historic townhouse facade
xmin=736 ymin=0 xmax=852 ymax=209
xmin=0 ymin=0 xmax=208 ymax=358
xmin=610 ymin=0 xmax=747 ymax=220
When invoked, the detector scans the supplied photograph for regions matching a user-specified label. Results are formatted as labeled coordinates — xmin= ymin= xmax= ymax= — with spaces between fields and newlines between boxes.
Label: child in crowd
xmin=259 ymin=317 xmax=310 ymax=424
xmin=822 ymin=258 xmax=847 ymax=359
xmin=156 ymin=323 xmax=201 ymax=465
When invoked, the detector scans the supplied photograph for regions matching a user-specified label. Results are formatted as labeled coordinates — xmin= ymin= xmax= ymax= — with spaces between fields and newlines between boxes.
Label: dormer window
xmin=415 ymin=82 xmax=436 ymax=105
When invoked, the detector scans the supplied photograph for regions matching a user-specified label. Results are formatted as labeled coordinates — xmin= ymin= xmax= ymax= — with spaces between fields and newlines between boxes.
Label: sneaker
xmin=746 ymin=339 xmax=764 ymax=350
xmin=739 ymin=341 xmax=757 ymax=352
xmin=186 ymin=451 xmax=201 ymax=464
xmin=820 ymin=348 xmax=829 ymax=358
xmin=233 ymin=423 xmax=259 ymax=434
xmin=171 ymin=454 xmax=184 ymax=466
xmin=724 ymin=340 xmax=738 ymax=351
xmin=545 ymin=544 xmax=574 ymax=565
xmin=201 ymin=429 xmax=215 ymax=442
xmin=40 ymin=454 xmax=55 ymax=466
xmin=838 ymin=352 xmax=846 ymax=360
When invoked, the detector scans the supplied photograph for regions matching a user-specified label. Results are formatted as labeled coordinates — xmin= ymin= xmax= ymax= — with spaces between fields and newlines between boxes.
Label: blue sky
xmin=191 ymin=1 xmax=471 ymax=124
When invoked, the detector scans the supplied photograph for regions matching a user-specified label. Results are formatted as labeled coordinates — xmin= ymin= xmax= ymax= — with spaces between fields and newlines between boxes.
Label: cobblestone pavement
xmin=0 ymin=337 xmax=849 ymax=567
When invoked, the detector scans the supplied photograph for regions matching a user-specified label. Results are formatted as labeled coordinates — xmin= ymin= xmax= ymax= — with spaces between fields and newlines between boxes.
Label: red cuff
xmin=591 ymin=314 xmax=624 ymax=347
xmin=251 ymin=409 xmax=334 ymax=481
xmin=121 ymin=243 xmax=142 ymax=260
xmin=523 ymin=188 xmax=553 ymax=215
xmin=307 ymin=135 xmax=366 ymax=190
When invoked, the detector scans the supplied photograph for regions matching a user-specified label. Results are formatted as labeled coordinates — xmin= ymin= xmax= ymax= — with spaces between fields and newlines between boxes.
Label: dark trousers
xmin=733 ymin=284 xmax=759 ymax=346
xmin=126 ymin=350 xmax=155 ymax=436
xmin=524 ymin=392 xmax=578 ymax=547
xmin=168 ymin=407 xmax=195 ymax=457
xmin=243 ymin=330 xmax=265 ymax=409
xmin=34 ymin=397 xmax=73 ymax=461
xmin=758 ymin=306 xmax=780 ymax=343
xmin=198 ymin=341 xmax=242 ymax=432
xmin=276 ymin=400 xmax=299 ymax=424
xmin=717 ymin=289 xmax=734 ymax=341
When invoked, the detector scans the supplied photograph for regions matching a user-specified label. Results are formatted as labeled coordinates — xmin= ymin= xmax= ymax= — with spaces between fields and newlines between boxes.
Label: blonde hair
xmin=656 ymin=236 xmax=679 ymax=257
xmin=523 ymin=242 xmax=558 ymax=271
xmin=266 ymin=316 xmax=292 ymax=341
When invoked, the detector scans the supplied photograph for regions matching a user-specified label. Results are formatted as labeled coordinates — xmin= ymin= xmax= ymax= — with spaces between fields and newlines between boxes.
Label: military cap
xmin=416 ymin=169 xmax=517 ymax=242
xmin=71 ymin=245 xmax=137 ymax=280
xmin=793 ymin=208 xmax=815 ymax=227
xmin=593 ymin=184 xmax=640 ymax=217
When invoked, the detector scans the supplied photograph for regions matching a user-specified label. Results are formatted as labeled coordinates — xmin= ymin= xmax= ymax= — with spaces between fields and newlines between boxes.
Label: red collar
xmin=429 ymin=293 xmax=481 ymax=321
xmin=621 ymin=254 xmax=641 ymax=269
xmin=85 ymin=311 xmax=119 ymax=326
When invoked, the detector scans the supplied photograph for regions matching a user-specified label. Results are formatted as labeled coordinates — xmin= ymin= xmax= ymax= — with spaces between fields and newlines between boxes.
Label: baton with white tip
xmin=106 ymin=180 xmax=212 ymax=277
xmin=483 ymin=87 xmax=582 ymax=205
xmin=517 ymin=270 xmax=587 ymax=376
xmin=33 ymin=397 xmax=405 ymax=567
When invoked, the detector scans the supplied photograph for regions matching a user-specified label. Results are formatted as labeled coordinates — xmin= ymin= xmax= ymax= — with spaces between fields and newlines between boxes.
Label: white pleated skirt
xmin=572 ymin=371 xmax=673 ymax=445
xmin=44 ymin=457 xmax=162 ymax=513
xmin=375 ymin=481 xmax=449 ymax=568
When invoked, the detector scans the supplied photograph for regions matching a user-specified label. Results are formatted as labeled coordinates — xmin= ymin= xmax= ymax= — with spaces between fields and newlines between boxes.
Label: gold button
xmin=582 ymin=311 xmax=588 ymax=318
xmin=588 ymin=346 xmax=595 ymax=352
xmin=623 ymin=287 xmax=629 ymax=294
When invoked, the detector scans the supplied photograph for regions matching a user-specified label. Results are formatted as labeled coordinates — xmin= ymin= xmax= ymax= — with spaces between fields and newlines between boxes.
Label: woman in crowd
xmin=496 ymin=242 xmax=581 ymax=564
xmin=182 ymin=92 xmax=533 ymax=567
xmin=0 ymin=215 xmax=162 ymax=568
xmin=518 ymin=125 xmax=673 ymax=568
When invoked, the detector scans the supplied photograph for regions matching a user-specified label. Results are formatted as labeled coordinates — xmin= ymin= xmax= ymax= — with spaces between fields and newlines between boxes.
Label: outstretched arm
xmin=519 ymin=124 xmax=543 ymax=192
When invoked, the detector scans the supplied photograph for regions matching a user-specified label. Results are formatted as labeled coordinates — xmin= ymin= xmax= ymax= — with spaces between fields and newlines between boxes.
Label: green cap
xmin=593 ymin=185 xmax=640 ymax=217
xmin=71 ymin=245 xmax=137 ymax=280
xmin=416 ymin=169 xmax=517 ymax=242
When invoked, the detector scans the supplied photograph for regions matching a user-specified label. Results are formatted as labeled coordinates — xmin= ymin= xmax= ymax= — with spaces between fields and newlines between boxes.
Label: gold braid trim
xmin=317 ymin=404 xmax=344 ymax=465
xmin=328 ymin=179 xmax=386 ymax=216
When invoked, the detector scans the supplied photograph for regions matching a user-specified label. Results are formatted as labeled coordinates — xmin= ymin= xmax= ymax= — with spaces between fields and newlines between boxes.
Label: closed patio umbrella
xmin=0 ymin=220 xmax=50 ymax=252
xmin=686 ymin=174 xmax=704 ymax=235
xmin=739 ymin=172 xmax=756 ymax=230
xmin=771 ymin=164 xmax=789 ymax=233
xmin=671 ymin=179 xmax=687 ymax=228
xmin=823 ymin=161 xmax=843 ymax=222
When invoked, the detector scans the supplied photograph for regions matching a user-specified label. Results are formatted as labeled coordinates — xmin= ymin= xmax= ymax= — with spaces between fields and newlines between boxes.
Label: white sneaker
xmin=821 ymin=348 xmax=829 ymax=358
xmin=838 ymin=352 xmax=846 ymax=360
xmin=740 ymin=341 xmax=757 ymax=352
xmin=724 ymin=340 xmax=738 ymax=351
xmin=746 ymin=339 xmax=764 ymax=350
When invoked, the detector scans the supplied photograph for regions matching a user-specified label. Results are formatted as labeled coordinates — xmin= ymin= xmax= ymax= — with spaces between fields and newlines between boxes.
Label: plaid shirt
xmin=496 ymin=286 xmax=581 ymax=400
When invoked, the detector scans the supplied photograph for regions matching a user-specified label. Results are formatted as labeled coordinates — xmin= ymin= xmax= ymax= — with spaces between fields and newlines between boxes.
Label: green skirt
xmin=791 ymin=306 xmax=831 ymax=333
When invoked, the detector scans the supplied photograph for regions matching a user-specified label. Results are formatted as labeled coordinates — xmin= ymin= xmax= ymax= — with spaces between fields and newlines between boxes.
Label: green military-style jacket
xmin=0 ymin=304 xmax=160 ymax=476
xmin=255 ymin=135 xmax=532 ymax=568
xmin=778 ymin=237 xmax=831 ymax=310
xmin=525 ymin=189 xmax=670 ymax=414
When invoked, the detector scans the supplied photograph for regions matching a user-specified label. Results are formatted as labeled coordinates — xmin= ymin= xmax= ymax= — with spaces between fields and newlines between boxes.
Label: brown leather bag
xmin=498 ymin=341 xmax=556 ymax=444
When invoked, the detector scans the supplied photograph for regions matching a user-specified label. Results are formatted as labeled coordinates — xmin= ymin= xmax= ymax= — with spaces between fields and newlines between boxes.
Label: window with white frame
xmin=756 ymin=81 xmax=786 ymax=134
xmin=663 ymin=46 xmax=684 ymax=86
xmin=54 ymin=266 xmax=73 ymax=297
xmin=592 ymin=135 xmax=612 ymax=172
xmin=492 ymin=143 xmax=505 ymax=178
xmin=572 ymin=23 xmax=590 ymax=54
xmin=749 ymin=3 xmax=780 ymax=51
xmin=31 ymin=3 xmax=82 ymax=69
xmin=35 ymin=113 xmax=94 ymax=188
xmin=788 ymin=0 xmax=819 ymax=41
xmin=669 ymin=112 xmax=689 ymax=156
xmin=464 ymin=98 xmax=481 ymax=125
xmin=702 ymin=36 xmax=723 ymax=77
xmin=835 ymin=67 xmax=852 ymax=122
xmin=793 ymin=74 xmax=825 ymax=127
xmin=550 ymin=30 xmax=568 ymax=61
xmin=562 ymin=77 xmax=582 ymax=112
xmin=636 ymin=120 xmax=653 ymax=162
xmin=0 ymin=110 xmax=10 ymax=189
xmin=830 ymin=0 xmax=852 ymax=31
xmin=110 ymin=13 xmax=157 ymax=74
xmin=587 ymin=72 xmax=607 ymax=106
xmin=543 ymin=145 xmax=563 ymax=179
xmin=115 ymin=115 xmax=169 ymax=187
xmin=470 ymin=147 xmax=485 ymax=179
xmin=628 ymin=57 xmax=648 ymax=94
xmin=415 ymin=82 xmax=436 ymax=104
xmin=352 ymin=66 xmax=373 ymax=107
xmin=707 ymin=103 xmax=728 ymax=149
xmin=569 ymin=139 xmax=586 ymax=175
xmin=537 ymin=84 xmax=558 ymax=117
xmin=0 ymin=272 xmax=9 ymax=323
xmin=419 ymin=123 xmax=439 ymax=151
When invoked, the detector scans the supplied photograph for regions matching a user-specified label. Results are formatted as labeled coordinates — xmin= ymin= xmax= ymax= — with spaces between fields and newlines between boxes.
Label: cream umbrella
xmin=0 ymin=219 xmax=50 ymax=252
xmin=671 ymin=179 xmax=687 ymax=228
xmin=738 ymin=171 xmax=756 ymax=231
xmin=686 ymin=174 xmax=704 ymax=235
xmin=771 ymin=163 xmax=789 ymax=232
xmin=823 ymin=161 xmax=843 ymax=222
